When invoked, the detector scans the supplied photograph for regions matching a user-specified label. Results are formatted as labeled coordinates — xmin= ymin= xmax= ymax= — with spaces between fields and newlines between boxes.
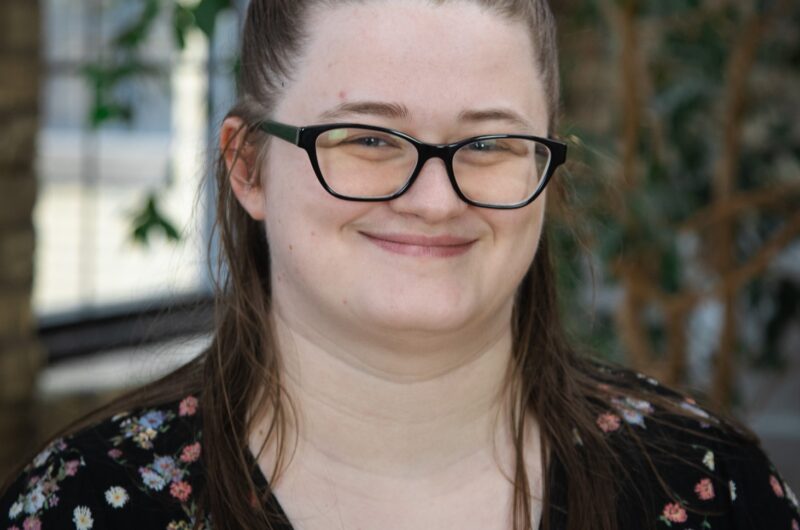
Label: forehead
xmin=275 ymin=1 xmax=548 ymax=135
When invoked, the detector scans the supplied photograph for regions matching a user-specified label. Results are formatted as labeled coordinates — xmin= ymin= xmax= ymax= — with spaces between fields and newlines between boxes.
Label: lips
xmin=360 ymin=232 xmax=477 ymax=257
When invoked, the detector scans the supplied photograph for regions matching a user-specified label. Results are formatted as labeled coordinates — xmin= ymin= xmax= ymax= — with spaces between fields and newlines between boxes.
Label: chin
xmin=358 ymin=299 xmax=483 ymax=336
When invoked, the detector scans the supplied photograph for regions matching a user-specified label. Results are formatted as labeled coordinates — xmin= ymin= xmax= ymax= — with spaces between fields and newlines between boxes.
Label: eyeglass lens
xmin=315 ymin=127 xmax=551 ymax=206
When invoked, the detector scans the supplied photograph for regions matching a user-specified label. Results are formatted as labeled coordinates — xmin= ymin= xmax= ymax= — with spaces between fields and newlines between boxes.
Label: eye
xmin=319 ymin=129 xmax=401 ymax=149
xmin=350 ymin=136 xmax=390 ymax=148
xmin=467 ymin=139 xmax=504 ymax=152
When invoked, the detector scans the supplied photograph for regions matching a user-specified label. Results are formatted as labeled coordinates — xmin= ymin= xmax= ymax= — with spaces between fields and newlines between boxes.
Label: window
xmin=35 ymin=0 xmax=238 ymax=320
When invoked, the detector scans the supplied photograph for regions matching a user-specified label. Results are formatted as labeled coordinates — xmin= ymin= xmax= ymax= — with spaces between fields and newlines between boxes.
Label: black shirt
xmin=2 ymin=372 xmax=798 ymax=530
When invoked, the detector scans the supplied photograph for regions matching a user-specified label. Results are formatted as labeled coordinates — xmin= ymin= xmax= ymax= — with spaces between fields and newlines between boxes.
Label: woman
xmin=1 ymin=1 xmax=798 ymax=529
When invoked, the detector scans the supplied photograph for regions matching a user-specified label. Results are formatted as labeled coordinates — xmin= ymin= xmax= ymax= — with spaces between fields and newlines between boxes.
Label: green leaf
xmin=90 ymin=102 xmax=133 ymax=128
xmin=114 ymin=0 xmax=161 ymax=49
xmin=173 ymin=4 xmax=196 ymax=50
xmin=130 ymin=194 xmax=182 ymax=246
xmin=190 ymin=0 xmax=233 ymax=40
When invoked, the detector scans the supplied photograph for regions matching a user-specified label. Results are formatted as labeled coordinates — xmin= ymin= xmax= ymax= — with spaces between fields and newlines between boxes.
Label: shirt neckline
xmin=245 ymin=448 xmax=564 ymax=530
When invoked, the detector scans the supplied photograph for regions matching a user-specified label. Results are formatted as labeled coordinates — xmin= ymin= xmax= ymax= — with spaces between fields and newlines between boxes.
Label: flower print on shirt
xmin=22 ymin=515 xmax=41 ymax=530
xmin=679 ymin=398 xmax=714 ymax=428
xmin=180 ymin=442 xmax=202 ymax=464
xmin=1 ymin=396 xmax=209 ymax=530
xmin=113 ymin=408 xmax=176 ymax=450
xmin=786 ymin=483 xmax=798 ymax=511
xmin=660 ymin=502 xmax=688 ymax=525
xmin=596 ymin=412 xmax=621 ymax=433
xmin=4 ymin=439 xmax=85 ymax=528
xmin=3 ymin=377 xmax=799 ymax=530
xmin=169 ymin=481 xmax=192 ymax=503
xmin=72 ymin=506 xmax=93 ymax=530
xmin=702 ymin=450 xmax=715 ymax=471
xmin=139 ymin=467 xmax=167 ymax=492
xmin=611 ymin=397 xmax=654 ymax=429
xmin=694 ymin=478 xmax=715 ymax=501
xmin=179 ymin=396 xmax=198 ymax=417
xmin=104 ymin=486 xmax=129 ymax=509
xmin=771 ymin=475 xmax=785 ymax=497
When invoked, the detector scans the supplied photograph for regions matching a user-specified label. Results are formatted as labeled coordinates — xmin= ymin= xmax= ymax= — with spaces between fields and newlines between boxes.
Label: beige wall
xmin=0 ymin=0 xmax=43 ymax=478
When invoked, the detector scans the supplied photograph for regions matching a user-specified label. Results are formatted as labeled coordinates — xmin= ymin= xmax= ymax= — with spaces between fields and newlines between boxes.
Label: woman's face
xmin=254 ymin=1 xmax=549 ymax=341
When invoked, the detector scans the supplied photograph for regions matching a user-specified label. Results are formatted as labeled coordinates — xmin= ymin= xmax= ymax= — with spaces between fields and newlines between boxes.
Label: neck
xmin=250 ymin=309 xmax=522 ymax=490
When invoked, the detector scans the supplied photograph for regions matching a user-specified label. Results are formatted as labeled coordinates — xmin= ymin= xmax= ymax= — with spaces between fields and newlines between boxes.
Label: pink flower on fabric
xmin=791 ymin=519 xmax=799 ymax=530
xmin=108 ymin=448 xmax=123 ymax=459
xmin=694 ymin=478 xmax=715 ymax=500
xmin=179 ymin=396 xmax=198 ymax=417
xmin=64 ymin=460 xmax=80 ymax=477
xmin=170 ymin=481 xmax=192 ymax=502
xmin=596 ymin=412 xmax=621 ymax=433
xmin=180 ymin=442 xmax=201 ymax=463
xmin=770 ymin=475 xmax=784 ymax=497
xmin=662 ymin=503 xmax=688 ymax=523
xmin=22 ymin=517 xmax=41 ymax=530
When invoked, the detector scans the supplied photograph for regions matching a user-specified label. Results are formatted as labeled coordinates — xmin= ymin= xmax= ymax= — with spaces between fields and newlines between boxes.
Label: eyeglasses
xmin=258 ymin=120 xmax=567 ymax=210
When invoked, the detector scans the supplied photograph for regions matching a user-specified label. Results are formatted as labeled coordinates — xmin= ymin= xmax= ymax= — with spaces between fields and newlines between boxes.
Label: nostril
xmin=388 ymin=159 xmax=467 ymax=220
xmin=409 ymin=160 xmax=460 ymax=197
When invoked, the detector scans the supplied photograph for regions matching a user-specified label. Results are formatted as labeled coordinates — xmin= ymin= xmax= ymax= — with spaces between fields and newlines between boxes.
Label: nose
xmin=388 ymin=157 xmax=467 ymax=222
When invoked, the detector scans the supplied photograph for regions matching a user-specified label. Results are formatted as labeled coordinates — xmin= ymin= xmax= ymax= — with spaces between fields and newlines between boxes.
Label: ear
xmin=221 ymin=116 xmax=267 ymax=221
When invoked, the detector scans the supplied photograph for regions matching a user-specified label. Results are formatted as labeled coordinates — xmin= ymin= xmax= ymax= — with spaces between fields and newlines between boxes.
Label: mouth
xmin=359 ymin=232 xmax=477 ymax=258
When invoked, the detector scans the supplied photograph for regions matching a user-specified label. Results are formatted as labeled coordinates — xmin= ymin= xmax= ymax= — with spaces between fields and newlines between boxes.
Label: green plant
xmin=84 ymin=0 xmax=235 ymax=246
xmin=553 ymin=0 xmax=800 ymax=408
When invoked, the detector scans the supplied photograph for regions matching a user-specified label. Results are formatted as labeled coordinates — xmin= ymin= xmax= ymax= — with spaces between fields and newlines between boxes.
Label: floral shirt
xmin=0 ymin=396 xmax=214 ymax=530
xmin=1 ymin=374 xmax=798 ymax=530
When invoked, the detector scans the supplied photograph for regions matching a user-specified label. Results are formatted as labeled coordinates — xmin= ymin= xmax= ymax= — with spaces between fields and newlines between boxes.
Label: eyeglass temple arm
xmin=259 ymin=120 xmax=301 ymax=145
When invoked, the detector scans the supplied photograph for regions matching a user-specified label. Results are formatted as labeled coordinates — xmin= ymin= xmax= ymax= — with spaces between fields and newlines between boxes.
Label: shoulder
xmin=584 ymin=363 xmax=800 ymax=529
xmin=0 ymin=395 xmax=207 ymax=530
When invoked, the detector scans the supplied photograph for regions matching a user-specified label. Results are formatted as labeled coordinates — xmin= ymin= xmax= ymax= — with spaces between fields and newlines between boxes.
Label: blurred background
xmin=1 ymin=0 xmax=798 ymax=486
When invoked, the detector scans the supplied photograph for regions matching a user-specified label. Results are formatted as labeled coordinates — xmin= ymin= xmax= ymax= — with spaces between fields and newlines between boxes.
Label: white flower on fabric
xmin=73 ymin=505 xmax=94 ymax=529
xmin=625 ymin=397 xmax=654 ymax=413
xmin=680 ymin=400 xmax=711 ymax=420
xmin=104 ymin=486 xmax=129 ymax=508
xmin=702 ymin=450 xmax=715 ymax=471
xmin=729 ymin=480 xmax=737 ymax=501
xmin=9 ymin=500 xmax=23 ymax=519
xmin=32 ymin=449 xmax=52 ymax=468
xmin=786 ymin=482 xmax=798 ymax=509
xmin=572 ymin=427 xmax=584 ymax=447
xmin=611 ymin=397 xmax=653 ymax=429
xmin=24 ymin=485 xmax=45 ymax=514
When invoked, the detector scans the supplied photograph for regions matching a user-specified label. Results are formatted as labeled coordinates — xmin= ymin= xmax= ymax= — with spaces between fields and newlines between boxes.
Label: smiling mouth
xmin=360 ymin=232 xmax=477 ymax=258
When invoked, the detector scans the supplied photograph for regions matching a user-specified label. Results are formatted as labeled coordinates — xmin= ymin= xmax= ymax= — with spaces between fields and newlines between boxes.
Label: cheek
xmin=493 ymin=203 xmax=544 ymax=252
xmin=489 ymin=204 xmax=546 ymax=284
xmin=261 ymin=152 xmax=372 ymax=278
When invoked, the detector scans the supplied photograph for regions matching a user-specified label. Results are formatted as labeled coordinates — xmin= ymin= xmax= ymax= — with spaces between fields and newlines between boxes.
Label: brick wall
xmin=0 ymin=0 xmax=43 ymax=478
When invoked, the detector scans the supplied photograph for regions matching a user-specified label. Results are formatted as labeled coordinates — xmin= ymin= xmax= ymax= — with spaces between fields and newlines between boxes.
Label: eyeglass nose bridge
xmin=396 ymin=142 xmax=467 ymax=202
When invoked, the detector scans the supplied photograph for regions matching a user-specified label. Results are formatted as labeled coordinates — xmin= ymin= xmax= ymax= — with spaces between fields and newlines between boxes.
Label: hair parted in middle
xmin=206 ymin=3 xmax=620 ymax=530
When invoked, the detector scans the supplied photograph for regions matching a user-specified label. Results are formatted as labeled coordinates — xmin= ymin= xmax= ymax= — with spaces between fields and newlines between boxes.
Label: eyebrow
xmin=457 ymin=108 xmax=533 ymax=130
xmin=317 ymin=101 xmax=534 ymax=130
xmin=318 ymin=101 xmax=410 ymax=121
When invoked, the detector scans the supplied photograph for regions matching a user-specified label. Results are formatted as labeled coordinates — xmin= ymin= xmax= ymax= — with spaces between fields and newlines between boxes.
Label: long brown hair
xmin=3 ymin=2 xmax=754 ymax=529
xmin=201 ymin=0 xmax=616 ymax=530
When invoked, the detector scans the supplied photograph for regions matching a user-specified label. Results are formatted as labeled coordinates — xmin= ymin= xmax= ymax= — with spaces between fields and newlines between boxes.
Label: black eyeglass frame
xmin=258 ymin=119 xmax=567 ymax=210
